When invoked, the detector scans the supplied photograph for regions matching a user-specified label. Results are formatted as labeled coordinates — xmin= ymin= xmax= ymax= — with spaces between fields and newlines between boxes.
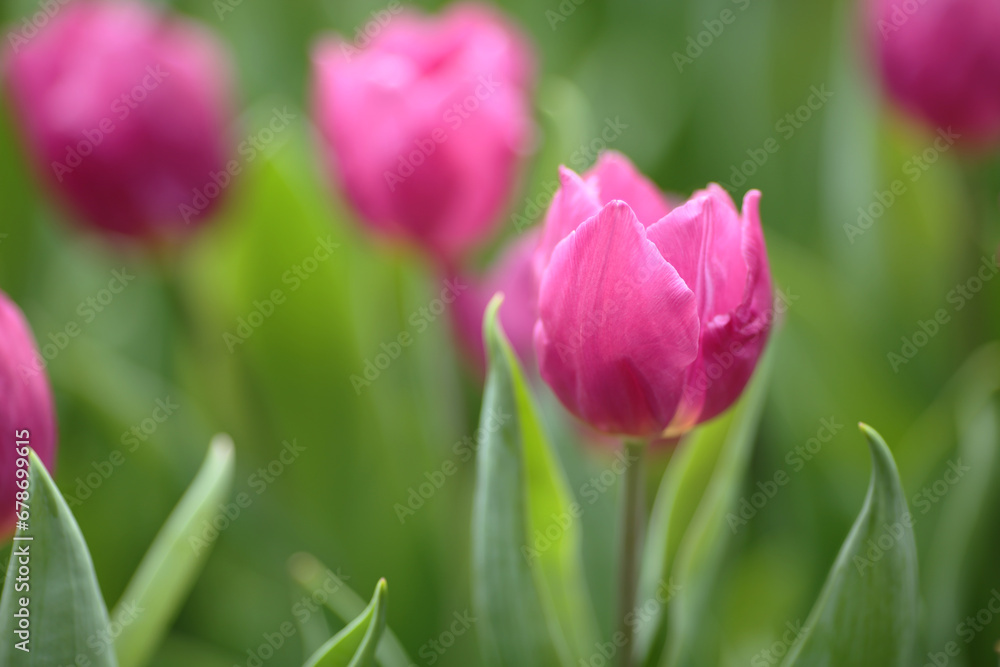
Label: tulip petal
xmin=648 ymin=189 xmax=773 ymax=431
xmin=588 ymin=151 xmax=673 ymax=227
xmin=535 ymin=201 xmax=700 ymax=437
xmin=533 ymin=166 xmax=602 ymax=282
xmin=645 ymin=184 xmax=746 ymax=323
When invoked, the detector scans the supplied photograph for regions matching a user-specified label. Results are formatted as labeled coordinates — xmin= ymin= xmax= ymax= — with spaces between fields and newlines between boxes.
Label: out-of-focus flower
xmin=3 ymin=1 xmax=235 ymax=241
xmin=0 ymin=290 xmax=57 ymax=536
xmin=452 ymin=229 xmax=539 ymax=371
xmin=533 ymin=152 xmax=773 ymax=439
xmin=311 ymin=3 xmax=534 ymax=265
xmin=869 ymin=0 xmax=1000 ymax=146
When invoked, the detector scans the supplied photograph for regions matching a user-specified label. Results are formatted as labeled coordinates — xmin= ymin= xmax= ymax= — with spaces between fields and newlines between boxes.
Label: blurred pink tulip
xmin=452 ymin=229 xmax=539 ymax=371
xmin=534 ymin=152 xmax=773 ymax=439
xmin=869 ymin=0 xmax=1000 ymax=146
xmin=311 ymin=3 xmax=534 ymax=264
xmin=0 ymin=290 xmax=57 ymax=536
xmin=3 ymin=1 xmax=235 ymax=241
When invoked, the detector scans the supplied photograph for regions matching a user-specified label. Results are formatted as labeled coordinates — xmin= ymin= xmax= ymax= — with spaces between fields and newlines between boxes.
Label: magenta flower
xmin=3 ymin=1 xmax=235 ymax=241
xmin=0 ymin=291 xmax=57 ymax=536
xmin=311 ymin=3 xmax=534 ymax=264
xmin=533 ymin=152 xmax=773 ymax=439
xmin=452 ymin=229 xmax=539 ymax=371
xmin=869 ymin=0 xmax=1000 ymax=146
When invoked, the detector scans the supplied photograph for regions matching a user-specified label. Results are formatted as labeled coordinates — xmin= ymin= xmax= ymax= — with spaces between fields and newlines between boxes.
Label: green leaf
xmin=0 ymin=450 xmax=117 ymax=665
xmin=472 ymin=295 xmax=595 ymax=667
xmin=780 ymin=424 xmax=919 ymax=667
xmin=637 ymin=346 xmax=773 ymax=667
xmin=288 ymin=552 xmax=413 ymax=667
xmin=112 ymin=434 xmax=235 ymax=667
xmin=303 ymin=579 xmax=388 ymax=667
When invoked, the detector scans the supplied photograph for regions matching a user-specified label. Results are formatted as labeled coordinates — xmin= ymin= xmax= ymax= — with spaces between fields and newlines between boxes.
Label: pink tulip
xmin=0 ymin=291 xmax=57 ymax=536
xmin=452 ymin=229 xmax=539 ymax=371
xmin=3 ymin=1 xmax=235 ymax=241
xmin=534 ymin=152 xmax=773 ymax=439
xmin=869 ymin=0 xmax=1000 ymax=146
xmin=311 ymin=3 xmax=534 ymax=264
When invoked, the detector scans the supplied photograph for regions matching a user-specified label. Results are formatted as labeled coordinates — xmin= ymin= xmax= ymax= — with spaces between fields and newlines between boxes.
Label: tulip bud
xmin=311 ymin=3 xmax=535 ymax=264
xmin=533 ymin=152 xmax=774 ymax=439
xmin=869 ymin=0 xmax=1000 ymax=146
xmin=0 ymin=290 xmax=58 ymax=536
xmin=3 ymin=1 xmax=235 ymax=241
xmin=452 ymin=230 xmax=539 ymax=371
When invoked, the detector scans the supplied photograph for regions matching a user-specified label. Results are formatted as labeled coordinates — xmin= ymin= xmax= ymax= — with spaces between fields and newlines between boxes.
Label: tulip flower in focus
xmin=0 ymin=290 xmax=57 ymax=536
xmin=869 ymin=0 xmax=1000 ymax=146
xmin=533 ymin=152 xmax=773 ymax=439
xmin=3 ymin=1 xmax=235 ymax=241
xmin=452 ymin=230 xmax=539 ymax=371
xmin=311 ymin=3 xmax=534 ymax=265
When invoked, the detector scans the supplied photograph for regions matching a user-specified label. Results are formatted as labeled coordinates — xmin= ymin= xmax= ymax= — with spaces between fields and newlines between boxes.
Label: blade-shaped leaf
xmin=0 ymin=450 xmax=117 ymax=665
xmin=288 ymin=552 xmax=413 ymax=667
xmin=637 ymin=346 xmax=773 ymax=667
xmin=781 ymin=424 xmax=919 ymax=667
xmin=472 ymin=295 xmax=594 ymax=667
xmin=303 ymin=579 xmax=387 ymax=667
xmin=113 ymin=434 xmax=235 ymax=667
xmin=664 ymin=348 xmax=773 ymax=667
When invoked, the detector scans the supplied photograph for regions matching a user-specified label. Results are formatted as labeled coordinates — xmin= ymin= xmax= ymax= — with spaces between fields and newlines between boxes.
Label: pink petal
xmin=534 ymin=201 xmax=700 ymax=437
xmin=645 ymin=183 xmax=747 ymax=323
xmin=532 ymin=166 xmax=602 ymax=282
xmin=588 ymin=151 xmax=673 ymax=226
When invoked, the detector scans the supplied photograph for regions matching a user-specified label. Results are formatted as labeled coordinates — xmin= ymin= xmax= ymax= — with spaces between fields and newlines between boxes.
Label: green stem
xmin=618 ymin=439 xmax=647 ymax=667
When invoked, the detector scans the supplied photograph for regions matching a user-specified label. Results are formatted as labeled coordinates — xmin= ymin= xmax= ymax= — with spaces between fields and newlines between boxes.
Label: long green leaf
xmin=471 ymin=295 xmax=578 ymax=667
xmin=303 ymin=579 xmax=387 ymax=667
xmin=636 ymin=346 xmax=773 ymax=667
xmin=780 ymin=424 xmax=919 ymax=667
xmin=113 ymin=434 xmax=235 ymax=667
xmin=663 ymin=348 xmax=773 ymax=667
xmin=288 ymin=552 xmax=413 ymax=667
xmin=0 ymin=450 xmax=117 ymax=665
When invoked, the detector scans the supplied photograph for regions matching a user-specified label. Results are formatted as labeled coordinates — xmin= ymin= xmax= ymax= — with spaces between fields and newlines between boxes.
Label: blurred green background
xmin=1 ymin=0 xmax=1000 ymax=665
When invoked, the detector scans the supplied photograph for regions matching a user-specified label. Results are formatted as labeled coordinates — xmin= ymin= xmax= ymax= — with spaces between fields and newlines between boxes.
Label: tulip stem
xmin=618 ymin=439 xmax=647 ymax=667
